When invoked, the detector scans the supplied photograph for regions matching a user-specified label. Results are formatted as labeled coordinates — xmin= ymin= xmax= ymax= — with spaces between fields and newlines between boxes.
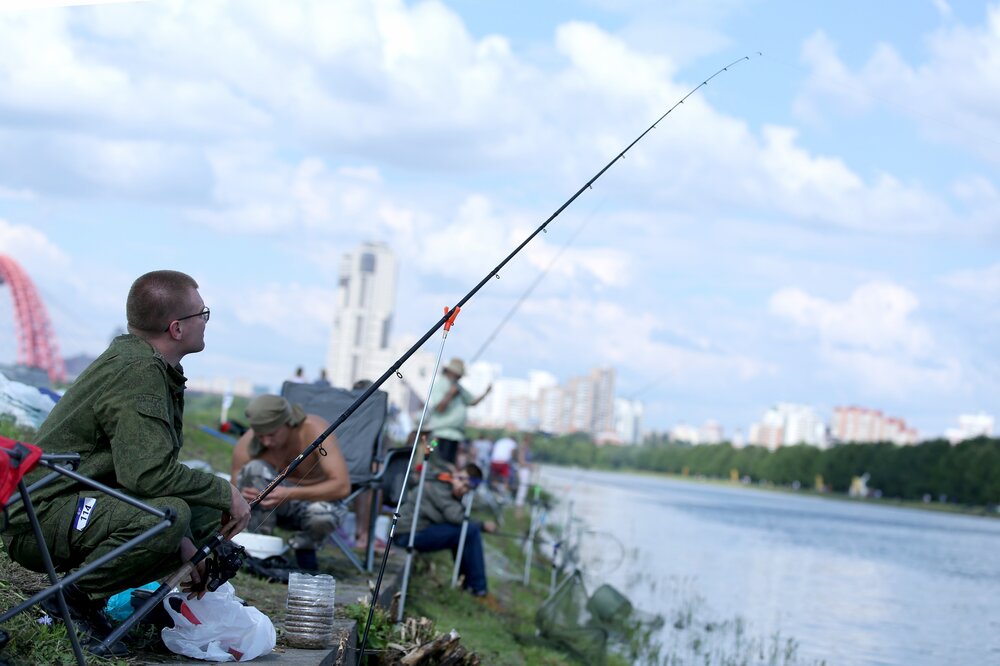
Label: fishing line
xmin=468 ymin=199 xmax=605 ymax=364
xmin=626 ymin=373 xmax=669 ymax=401
xmin=93 ymin=52 xmax=759 ymax=659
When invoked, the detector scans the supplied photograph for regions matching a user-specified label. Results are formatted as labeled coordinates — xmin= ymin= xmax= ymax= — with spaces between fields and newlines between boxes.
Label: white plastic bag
xmin=161 ymin=582 xmax=276 ymax=662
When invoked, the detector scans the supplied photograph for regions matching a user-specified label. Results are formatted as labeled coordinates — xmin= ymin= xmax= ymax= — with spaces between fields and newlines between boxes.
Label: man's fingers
xmin=219 ymin=517 xmax=242 ymax=540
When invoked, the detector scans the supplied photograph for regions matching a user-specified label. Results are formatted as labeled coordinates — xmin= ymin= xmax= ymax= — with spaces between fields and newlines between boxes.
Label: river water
xmin=536 ymin=466 xmax=1000 ymax=665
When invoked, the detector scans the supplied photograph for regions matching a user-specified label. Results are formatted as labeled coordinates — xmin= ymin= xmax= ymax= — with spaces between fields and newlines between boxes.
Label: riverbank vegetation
xmin=522 ymin=432 xmax=1000 ymax=510
xmin=3 ymin=398 xmax=837 ymax=664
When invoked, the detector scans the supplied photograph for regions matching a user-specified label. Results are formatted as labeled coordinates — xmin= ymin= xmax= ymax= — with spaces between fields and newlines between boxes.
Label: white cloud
xmin=755 ymin=126 xmax=950 ymax=231
xmin=0 ymin=1 xmax=146 ymax=10
xmin=555 ymin=21 xmax=676 ymax=100
xmin=769 ymin=282 xmax=933 ymax=356
xmin=416 ymin=195 xmax=523 ymax=282
xmin=229 ymin=282 xmax=336 ymax=346
xmin=0 ymin=0 xmax=966 ymax=238
xmin=768 ymin=281 xmax=966 ymax=395
xmin=794 ymin=8 xmax=1000 ymax=162
xmin=943 ymin=263 xmax=1000 ymax=301
xmin=0 ymin=185 xmax=35 ymax=200
xmin=0 ymin=8 xmax=268 ymax=135
xmin=0 ymin=219 xmax=69 ymax=267
xmin=932 ymin=0 xmax=953 ymax=19
xmin=188 ymin=147 xmax=398 ymax=235
xmin=824 ymin=348 xmax=962 ymax=397
xmin=950 ymin=175 xmax=1000 ymax=231
xmin=518 ymin=295 xmax=773 ymax=387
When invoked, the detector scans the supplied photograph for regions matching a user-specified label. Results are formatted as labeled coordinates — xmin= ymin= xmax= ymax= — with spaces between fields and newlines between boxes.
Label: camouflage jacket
xmin=3 ymin=334 xmax=230 ymax=534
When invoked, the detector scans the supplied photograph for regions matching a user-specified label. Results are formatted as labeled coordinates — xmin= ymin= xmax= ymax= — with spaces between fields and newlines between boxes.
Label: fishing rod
xmin=358 ymin=53 xmax=757 ymax=656
xmin=93 ymin=52 xmax=758 ymax=659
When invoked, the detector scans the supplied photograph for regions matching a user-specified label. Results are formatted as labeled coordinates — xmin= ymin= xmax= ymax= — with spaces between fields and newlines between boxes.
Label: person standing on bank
xmin=2 ymin=270 xmax=252 ymax=643
xmin=230 ymin=395 xmax=351 ymax=571
xmin=425 ymin=358 xmax=491 ymax=465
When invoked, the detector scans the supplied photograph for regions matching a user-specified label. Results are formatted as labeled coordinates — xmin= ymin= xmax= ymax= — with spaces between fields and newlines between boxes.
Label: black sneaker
xmin=294 ymin=548 xmax=319 ymax=571
xmin=39 ymin=583 xmax=115 ymax=639
xmin=38 ymin=584 xmax=131 ymax=657
xmin=81 ymin=634 xmax=130 ymax=658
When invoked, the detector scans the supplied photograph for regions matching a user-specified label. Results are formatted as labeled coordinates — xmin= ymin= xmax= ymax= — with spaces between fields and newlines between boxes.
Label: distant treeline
xmin=529 ymin=434 xmax=1000 ymax=507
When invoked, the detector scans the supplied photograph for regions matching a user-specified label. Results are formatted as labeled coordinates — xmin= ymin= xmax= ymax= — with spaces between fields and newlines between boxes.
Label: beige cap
xmin=444 ymin=358 xmax=465 ymax=377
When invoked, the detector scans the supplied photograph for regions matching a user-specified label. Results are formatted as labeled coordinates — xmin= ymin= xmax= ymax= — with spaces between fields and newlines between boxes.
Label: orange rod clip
xmin=443 ymin=305 xmax=461 ymax=331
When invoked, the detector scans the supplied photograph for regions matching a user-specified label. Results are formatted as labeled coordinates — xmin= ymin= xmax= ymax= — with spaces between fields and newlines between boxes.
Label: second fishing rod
xmin=95 ymin=52 xmax=758 ymax=658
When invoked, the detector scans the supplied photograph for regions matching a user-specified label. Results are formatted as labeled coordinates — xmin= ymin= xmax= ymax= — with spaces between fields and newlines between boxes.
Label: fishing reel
xmin=204 ymin=540 xmax=248 ymax=592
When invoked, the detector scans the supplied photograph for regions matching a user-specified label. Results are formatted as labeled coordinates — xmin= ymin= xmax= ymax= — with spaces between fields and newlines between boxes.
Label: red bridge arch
xmin=0 ymin=254 xmax=67 ymax=383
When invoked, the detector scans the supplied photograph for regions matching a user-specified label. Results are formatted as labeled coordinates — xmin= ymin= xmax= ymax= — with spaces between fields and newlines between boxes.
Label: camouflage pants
xmin=3 ymin=492 xmax=221 ymax=598
xmin=236 ymin=459 xmax=346 ymax=551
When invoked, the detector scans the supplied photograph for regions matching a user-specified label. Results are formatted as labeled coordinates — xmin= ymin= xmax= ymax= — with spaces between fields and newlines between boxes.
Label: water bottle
xmin=284 ymin=572 xmax=336 ymax=648
xmin=342 ymin=511 xmax=357 ymax=546
xmin=374 ymin=515 xmax=390 ymax=545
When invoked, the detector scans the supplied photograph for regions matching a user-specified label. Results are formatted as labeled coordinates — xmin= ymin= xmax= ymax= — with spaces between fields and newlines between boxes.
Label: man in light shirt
xmin=425 ymin=358 xmax=491 ymax=465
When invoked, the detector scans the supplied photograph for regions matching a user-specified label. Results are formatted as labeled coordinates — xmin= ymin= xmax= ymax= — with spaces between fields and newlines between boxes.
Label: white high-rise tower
xmin=326 ymin=242 xmax=398 ymax=389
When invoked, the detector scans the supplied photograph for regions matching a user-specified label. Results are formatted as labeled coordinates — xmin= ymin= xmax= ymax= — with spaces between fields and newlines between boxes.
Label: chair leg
xmin=0 ymin=471 xmax=177 ymax=662
xmin=365 ymin=486 xmax=380 ymax=572
xmin=0 ymin=482 xmax=88 ymax=666
xmin=328 ymin=532 xmax=366 ymax=574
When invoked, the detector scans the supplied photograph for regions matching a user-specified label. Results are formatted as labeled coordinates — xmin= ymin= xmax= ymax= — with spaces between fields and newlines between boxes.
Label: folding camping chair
xmin=280 ymin=381 xmax=389 ymax=573
xmin=0 ymin=435 xmax=176 ymax=665
xmin=377 ymin=447 xmax=412 ymax=515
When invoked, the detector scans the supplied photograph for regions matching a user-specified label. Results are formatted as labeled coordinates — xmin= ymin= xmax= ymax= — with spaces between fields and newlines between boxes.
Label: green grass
xmin=0 ymin=416 xmax=37 ymax=443
xmin=0 ymin=549 xmax=133 ymax=666
xmin=402 ymin=529 xmax=583 ymax=665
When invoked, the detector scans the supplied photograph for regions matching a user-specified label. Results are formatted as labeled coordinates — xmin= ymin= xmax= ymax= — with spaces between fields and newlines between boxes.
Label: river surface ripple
xmin=538 ymin=466 xmax=1000 ymax=666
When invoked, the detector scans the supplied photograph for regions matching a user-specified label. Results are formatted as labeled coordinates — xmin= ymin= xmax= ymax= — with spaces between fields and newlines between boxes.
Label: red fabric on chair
xmin=0 ymin=435 xmax=42 ymax=507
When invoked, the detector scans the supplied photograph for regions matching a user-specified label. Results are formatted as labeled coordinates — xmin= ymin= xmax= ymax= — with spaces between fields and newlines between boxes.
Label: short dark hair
xmin=126 ymin=270 xmax=199 ymax=333
xmin=463 ymin=462 xmax=484 ymax=482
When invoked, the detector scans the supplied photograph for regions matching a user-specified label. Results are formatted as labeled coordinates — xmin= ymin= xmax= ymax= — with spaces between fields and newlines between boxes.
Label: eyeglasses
xmin=164 ymin=306 xmax=210 ymax=332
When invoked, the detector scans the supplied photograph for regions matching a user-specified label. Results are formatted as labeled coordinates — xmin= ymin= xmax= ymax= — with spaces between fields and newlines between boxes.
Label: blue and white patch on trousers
xmin=74 ymin=497 xmax=97 ymax=531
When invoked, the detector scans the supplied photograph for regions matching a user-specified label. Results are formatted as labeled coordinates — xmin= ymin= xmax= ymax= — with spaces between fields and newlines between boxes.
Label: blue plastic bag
xmin=105 ymin=582 xmax=159 ymax=622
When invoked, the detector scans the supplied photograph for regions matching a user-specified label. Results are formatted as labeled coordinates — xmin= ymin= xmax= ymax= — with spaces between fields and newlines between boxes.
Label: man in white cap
xmin=229 ymin=395 xmax=350 ymax=570
xmin=425 ymin=358 xmax=491 ymax=465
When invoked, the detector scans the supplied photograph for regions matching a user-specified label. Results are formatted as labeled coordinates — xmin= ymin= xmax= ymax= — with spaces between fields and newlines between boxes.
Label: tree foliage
xmin=530 ymin=434 xmax=1000 ymax=507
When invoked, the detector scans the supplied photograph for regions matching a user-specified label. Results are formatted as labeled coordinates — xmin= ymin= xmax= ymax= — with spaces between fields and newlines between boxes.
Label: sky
xmin=0 ymin=0 xmax=998 ymax=438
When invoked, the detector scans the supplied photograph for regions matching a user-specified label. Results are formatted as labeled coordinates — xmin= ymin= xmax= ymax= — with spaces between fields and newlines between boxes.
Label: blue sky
xmin=0 ymin=0 xmax=998 ymax=438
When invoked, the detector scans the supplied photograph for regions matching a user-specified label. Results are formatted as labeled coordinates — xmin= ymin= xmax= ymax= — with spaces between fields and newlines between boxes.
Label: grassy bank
xmin=3 ymin=396 xmax=831 ymax=665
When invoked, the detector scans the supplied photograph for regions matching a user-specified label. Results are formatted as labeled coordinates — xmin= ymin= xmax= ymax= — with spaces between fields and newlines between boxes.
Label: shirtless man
xmin=230 ymin=395 xmax=350 ymax=570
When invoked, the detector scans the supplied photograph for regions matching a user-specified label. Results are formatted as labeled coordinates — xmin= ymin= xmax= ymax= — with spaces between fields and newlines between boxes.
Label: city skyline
xmin=0 ymin=242 xmax=994 ymax=443
xmin=0 ymin=1 xmax=998 ymax=437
